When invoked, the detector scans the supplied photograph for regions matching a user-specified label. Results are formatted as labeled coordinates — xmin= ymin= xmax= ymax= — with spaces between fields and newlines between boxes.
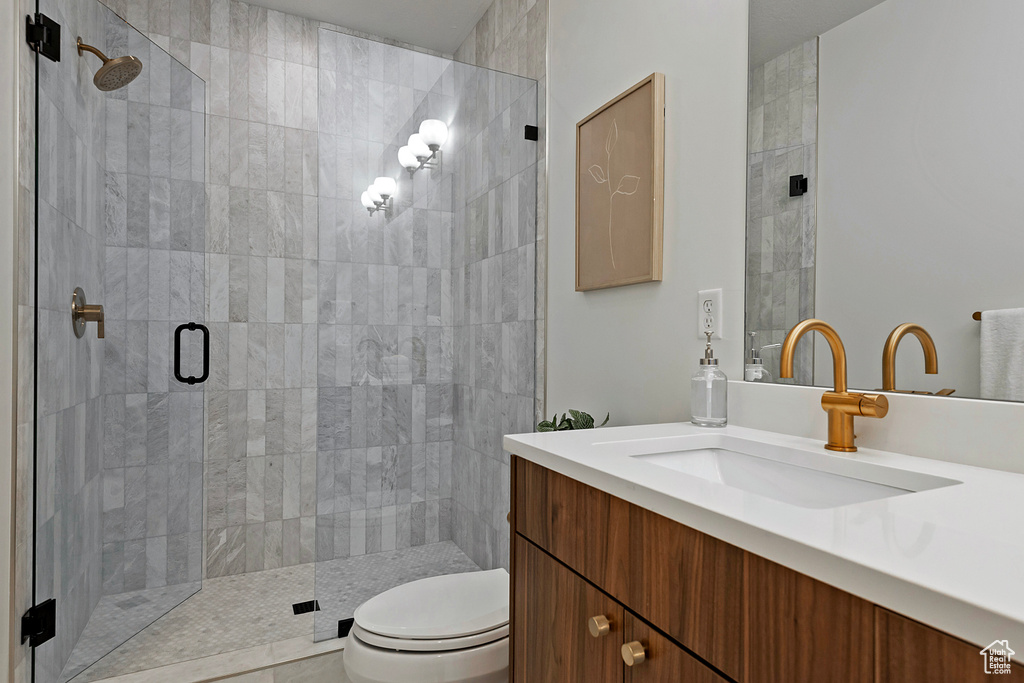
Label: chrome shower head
xmin=77 ymin=37 xmax=143 ymax=92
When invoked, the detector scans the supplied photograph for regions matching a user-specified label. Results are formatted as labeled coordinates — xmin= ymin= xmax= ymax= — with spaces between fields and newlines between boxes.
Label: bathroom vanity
xmin=505 ymin=424 xmax=1024 ymax=682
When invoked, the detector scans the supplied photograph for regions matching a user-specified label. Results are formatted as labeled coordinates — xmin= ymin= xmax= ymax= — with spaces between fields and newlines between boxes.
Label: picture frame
xmin=576 ymin=72 xmax=665 ymax=291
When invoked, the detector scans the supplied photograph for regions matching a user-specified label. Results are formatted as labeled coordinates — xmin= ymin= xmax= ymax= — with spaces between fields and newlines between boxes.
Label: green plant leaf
xmin=538 ymin=410 xmax=611 ymax=431
xmin=569 ymin=409 xmax=594 ymax=429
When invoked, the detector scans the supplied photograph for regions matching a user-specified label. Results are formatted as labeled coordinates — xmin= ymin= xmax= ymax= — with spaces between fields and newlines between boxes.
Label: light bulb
xmin=407 ymin=133 xmax=431 ymax=160
xmin=398 ymin=145 xmax=419 ymax=171
xmin=360 ymin=191 xmax=376 ymax=209
xmin=366 ymin=186 xmax=383 ymax=205
xmin=418 ymin=119 xmax=449 ymax=151
xmin=373 ymin=176 xmax=397 ymax=199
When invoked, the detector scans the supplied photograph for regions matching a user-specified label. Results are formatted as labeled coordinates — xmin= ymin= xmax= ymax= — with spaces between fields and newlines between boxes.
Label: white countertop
xmin=504 ymin=422 xmax=1024 ymax=648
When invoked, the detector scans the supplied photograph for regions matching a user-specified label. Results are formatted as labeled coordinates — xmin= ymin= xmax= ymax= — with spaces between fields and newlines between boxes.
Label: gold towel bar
xmin=973 ymin=311 xmax=982 ymax=321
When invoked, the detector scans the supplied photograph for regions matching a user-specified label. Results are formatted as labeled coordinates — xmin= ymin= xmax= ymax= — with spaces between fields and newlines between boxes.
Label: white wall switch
xmin=698 ymin=289 xmax=723 ymax=339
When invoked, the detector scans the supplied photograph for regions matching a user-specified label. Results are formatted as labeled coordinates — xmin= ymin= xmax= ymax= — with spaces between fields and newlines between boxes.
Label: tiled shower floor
xmin=67 ymin=541 xmax=479 ymax=682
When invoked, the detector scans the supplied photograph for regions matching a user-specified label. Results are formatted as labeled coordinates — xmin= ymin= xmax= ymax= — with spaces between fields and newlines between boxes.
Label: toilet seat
xmin=344 ymin=569 xmax=511 ymax=683
xmin=352 ymin=569 xmax=509 ymax=645
xmin=350 ymin=622 xmax=509 ymax=652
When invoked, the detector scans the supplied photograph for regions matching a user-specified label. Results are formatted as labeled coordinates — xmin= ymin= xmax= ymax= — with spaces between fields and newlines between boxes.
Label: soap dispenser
xmin=745 ymin=331 xmax=775 ymax=383
xmin=691 ymin=332 xmax=728 ymax=427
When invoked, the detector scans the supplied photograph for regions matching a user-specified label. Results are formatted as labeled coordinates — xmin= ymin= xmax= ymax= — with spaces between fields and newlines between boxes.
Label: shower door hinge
xmin=21 ymin=598 xmax=56 ymax=647
xmin=26 ymin=13 xmax=61 ymax=63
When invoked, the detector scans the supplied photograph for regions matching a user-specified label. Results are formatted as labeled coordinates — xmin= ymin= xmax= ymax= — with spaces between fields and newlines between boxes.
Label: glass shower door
xmin=29 ymin=1 xmax=207 ymax=681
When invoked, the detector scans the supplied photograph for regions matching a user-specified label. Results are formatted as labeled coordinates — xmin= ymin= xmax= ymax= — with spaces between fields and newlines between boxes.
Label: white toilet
xmin=342 ymin=569 xmax=510 ymax=683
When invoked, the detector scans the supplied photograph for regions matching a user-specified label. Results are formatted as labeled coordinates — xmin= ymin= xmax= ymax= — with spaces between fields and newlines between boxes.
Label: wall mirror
xmin=744 ymin=0 xmax=1024 ymax=402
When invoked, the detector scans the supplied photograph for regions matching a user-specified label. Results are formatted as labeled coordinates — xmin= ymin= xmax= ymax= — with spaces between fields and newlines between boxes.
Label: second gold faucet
xmin=881 ymin=323 xmax=953 ymax=395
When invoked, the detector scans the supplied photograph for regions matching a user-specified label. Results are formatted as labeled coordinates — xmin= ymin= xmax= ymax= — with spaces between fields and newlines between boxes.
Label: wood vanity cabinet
xmin=512 ymin=534 xmax=728 ymax=683
xmin=511 ymin=456 xmax=1024 ymax=682
xmin=744 ymin=552 xmax=874 ymax=682
xmin=513 ymin=536 xmax=623 ymax=682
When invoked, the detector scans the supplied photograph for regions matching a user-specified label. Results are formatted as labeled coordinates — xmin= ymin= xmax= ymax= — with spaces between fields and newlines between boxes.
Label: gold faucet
xmin=780 ymin=319 xmax=888 ymax=452
xmin=881 ymin=323 xmax=937 ymax=392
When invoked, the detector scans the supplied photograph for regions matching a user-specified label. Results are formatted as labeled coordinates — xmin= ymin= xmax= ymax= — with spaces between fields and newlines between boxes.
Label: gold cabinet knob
xmin=621 ymin=641 xmax=646 ymax=666
xmin=587 ymin=615 xmax=610 ymax=638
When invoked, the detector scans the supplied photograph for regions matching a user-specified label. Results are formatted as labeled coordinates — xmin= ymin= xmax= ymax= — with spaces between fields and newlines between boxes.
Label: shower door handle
xmin=173 ymin=322 xmax=210 ymax=385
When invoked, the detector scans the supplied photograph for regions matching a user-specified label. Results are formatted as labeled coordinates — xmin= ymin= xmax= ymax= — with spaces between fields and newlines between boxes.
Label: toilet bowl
xmin=343 ymin=568 xmax=509 ymax=683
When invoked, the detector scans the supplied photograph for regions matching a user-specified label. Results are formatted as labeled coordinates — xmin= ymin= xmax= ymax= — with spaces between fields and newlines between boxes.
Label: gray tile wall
xmin=99 ymin=15 xmax=207 ymax=596
xmin=452 ymin=0 xmax=545 ymax=571
xmin=315 ymin=29 xmax=456 ymax=562
xmin=99 ymin=0 xmax=324 ymax=578
xmin=745 ymin=38 xmax=818 ymax=384
xmin=28 ymin=0 xmax=110 ymax=678
xmin=455 ymin=0 xmax=546 ymax=421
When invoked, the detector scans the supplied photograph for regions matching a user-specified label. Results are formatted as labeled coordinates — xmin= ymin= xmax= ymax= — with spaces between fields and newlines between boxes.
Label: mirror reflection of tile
xmin=745 ymin=39 xmax=818 ymax=386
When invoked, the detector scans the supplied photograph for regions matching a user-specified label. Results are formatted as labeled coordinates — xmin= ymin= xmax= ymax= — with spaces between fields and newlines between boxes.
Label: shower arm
xmin=77 ymin=39 xmax=111 ymax=63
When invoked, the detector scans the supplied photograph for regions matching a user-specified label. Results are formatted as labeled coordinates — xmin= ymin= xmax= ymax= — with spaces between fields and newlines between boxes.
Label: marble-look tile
xmin=745 ymin=38 xmax=817 ymax=381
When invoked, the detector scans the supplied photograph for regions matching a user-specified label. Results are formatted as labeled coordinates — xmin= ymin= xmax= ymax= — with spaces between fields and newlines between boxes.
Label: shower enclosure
xmin=22 ymin=2 xmax=537 ymax=681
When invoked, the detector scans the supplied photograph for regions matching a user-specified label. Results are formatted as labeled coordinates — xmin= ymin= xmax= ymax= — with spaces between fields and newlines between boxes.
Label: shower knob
xmin=71 ymin=287 xmax=105 ymax=339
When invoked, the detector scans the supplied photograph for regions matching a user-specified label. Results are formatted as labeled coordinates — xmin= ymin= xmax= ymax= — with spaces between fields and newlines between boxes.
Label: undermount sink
xmin=604 ymin=434 xmax=961 ymax=509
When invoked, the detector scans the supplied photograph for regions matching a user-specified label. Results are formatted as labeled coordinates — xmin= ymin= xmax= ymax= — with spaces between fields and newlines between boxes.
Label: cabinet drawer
xmin=514 ymin=457 xmax=630 ymax=603
xmin=875 ymin=607 xmax=1024 ymax=681
xmin=513 ymin=536 xmax=624 ymax=683
xmin=630 ymin=505 xmax=744 ymax=680
xmin=624 ymin=614 xmax=732 ymax=683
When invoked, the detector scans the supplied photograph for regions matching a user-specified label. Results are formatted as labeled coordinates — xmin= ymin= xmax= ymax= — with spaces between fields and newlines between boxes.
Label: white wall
xmin=546 ymin=0 xmax=749 ymax=425
xmin=1 ymin=0 xmax=18 ymax=672
xmin=815 ymin=0 xmax=1024 ymax=397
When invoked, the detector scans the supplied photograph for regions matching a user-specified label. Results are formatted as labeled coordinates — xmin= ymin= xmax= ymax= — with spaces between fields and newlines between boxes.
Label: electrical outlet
xmin=698 ymin=289 xmax=723 ymax=339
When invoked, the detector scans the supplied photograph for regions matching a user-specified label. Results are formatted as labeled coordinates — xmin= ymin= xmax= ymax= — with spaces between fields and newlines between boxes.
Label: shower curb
xmin=86 ymin=635 xmax=346 ymax=683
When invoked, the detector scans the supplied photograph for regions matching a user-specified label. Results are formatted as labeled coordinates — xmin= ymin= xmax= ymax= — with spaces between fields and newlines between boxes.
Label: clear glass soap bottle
xmin=691 ymin=332 xmax=728 ymax=427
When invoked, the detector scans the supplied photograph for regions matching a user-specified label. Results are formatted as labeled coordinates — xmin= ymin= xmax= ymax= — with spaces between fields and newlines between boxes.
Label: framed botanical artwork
xmin=576 ymin=73 xmax=665 ymax=291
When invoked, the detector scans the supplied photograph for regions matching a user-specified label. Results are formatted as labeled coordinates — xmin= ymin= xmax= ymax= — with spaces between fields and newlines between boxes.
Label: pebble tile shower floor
xmin=67 ymin=541 xmax=477 ymax=682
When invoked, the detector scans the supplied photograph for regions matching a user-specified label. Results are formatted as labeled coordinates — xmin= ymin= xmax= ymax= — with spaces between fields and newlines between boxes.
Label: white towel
xmin=980 ymin=308 xmax=1024 ymax=401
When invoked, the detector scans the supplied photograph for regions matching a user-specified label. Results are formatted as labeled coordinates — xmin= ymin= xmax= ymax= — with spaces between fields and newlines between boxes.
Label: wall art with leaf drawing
xmin=575 ymin=73 xmax=665 ymax=291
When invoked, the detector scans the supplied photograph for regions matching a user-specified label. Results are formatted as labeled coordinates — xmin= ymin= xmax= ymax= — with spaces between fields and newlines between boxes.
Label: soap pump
xmin=745 ymin=331 xmax=778 ymax=383
xmin=691 ymin=332 xmax=728 ymax=427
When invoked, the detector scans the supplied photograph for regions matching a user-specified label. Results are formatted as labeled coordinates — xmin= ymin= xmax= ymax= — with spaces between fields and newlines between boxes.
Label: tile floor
xmin=66 ymin=541 xmax=478 ymax=682
xmin=70 ymin=565 xmax=313 ymax=682
xmin=61 ymin=582 xmax=203 ymax=682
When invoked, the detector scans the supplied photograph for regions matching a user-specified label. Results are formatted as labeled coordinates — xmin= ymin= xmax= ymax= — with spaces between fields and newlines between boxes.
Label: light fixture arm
xmin=405 ymin=149 xmax=442 ymax=177
xmin=366 ymin=196 xmax=392 ymax=217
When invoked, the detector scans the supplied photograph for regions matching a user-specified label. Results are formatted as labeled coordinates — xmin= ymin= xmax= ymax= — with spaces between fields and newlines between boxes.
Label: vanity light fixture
xmin=398 ymin=120 xmax=449 ymax=176
xmin=362 ymin=177 xmax=397 ymax=217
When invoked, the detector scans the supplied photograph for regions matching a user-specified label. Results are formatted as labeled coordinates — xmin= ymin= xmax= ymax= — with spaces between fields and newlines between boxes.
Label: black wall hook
xmin=789 ymin=174 xmax=809 ymax=197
